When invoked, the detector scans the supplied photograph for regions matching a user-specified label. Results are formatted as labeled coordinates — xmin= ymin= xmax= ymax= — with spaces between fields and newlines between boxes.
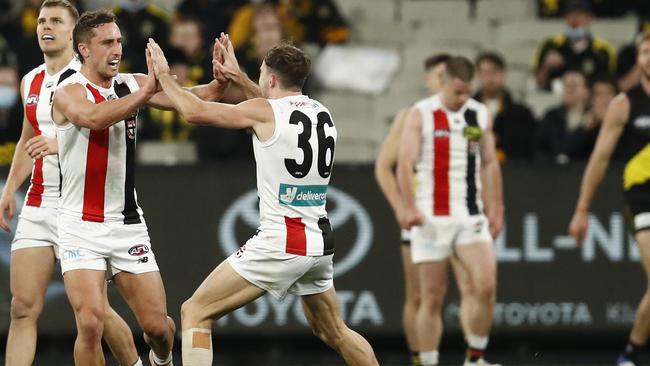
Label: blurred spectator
xmin=474 ymin=52 xmax=537 ymax=162
xmin=114 ymin=0 xmax=170 ymax=72
xmin=533 ymin=0 xmax=616 ymax=91
xmin=0 ymin=0 xmax=20 ymax=42
xmin=170 ymin=17 xmax=212 ymax=84
xmin=235 ymin=3 xmax=285 ymax=82
xmin=175 ymin=0 xmax=249 ymax=43
xmin=537 ymin=70 xmax=597 ymax=164
xmin=616 ymin=19 xmax=650 ymax=91
xmin=228 ymin=0 xmax=349 ymax=50
xmin=139 ymin=47 xmax=195 ymax=141
xmin=0 ymin=49 xmax=21 ymax=166
xmin=583 ymin=76 xmax=617 ymax=128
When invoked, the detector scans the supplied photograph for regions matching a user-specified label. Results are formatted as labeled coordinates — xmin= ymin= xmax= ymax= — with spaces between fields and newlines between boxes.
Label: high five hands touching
xmin=213 ymin=32 xmax=242 ymax=83
xmin=146 ymin=39 xmax=170 ymax=80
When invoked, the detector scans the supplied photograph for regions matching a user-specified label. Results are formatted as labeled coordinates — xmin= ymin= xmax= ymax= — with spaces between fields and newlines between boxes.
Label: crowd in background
xmin=0 ymin=0 xmax=647 ymax=166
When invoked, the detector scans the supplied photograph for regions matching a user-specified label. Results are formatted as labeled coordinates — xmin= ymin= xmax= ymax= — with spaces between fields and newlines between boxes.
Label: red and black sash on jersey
xmin=464 ymin=109 xmax=480 ymax=216
xmin=82 ymin=80 xmax=140 ymax=224
xmin=25 ymin=71 xmax=46 ymax=207
xmin=114 ymin=81 xmax=140 ymax=224
xmin=432 ymin=108 xmax=481 ymax=216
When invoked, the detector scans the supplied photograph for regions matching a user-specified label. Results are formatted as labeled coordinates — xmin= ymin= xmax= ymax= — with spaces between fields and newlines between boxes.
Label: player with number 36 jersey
xmin=256 ymin=95 xmax=336 ymax=257
xmin=147 ymin=37 xmax=378 ymax=365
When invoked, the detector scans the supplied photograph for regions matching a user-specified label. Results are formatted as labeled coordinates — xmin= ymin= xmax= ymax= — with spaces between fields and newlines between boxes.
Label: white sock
xmin=150 ymin=349 xmax=173 ymax=365
xmin=467 ymin=334 xmax=489 ymax=350
xmin=419 ymin=350 xmax=439 ymax=365
xmin=182 ymin=328 xmax=213 ymax=366
xmin=131 ymin=358 xmax=143 ymax=366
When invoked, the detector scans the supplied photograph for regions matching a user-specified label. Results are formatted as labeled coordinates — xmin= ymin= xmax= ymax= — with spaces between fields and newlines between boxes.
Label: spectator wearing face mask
xmin=532 ymin=0 xmax=616 ymax=91
xmin=114 ymin=0 xmax=170 ymax=73
xmin=0 ymin=49 xmax=21 ymax=166
xmin=537 ymin=70 xmax=596 ymax=164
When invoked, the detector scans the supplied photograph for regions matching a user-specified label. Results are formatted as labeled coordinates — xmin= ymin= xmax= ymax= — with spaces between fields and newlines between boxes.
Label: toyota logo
xmin=218 ymin=186 xmax=373 ymax=277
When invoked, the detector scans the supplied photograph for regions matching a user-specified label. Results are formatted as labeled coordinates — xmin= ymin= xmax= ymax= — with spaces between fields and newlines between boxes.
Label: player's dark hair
xmin=40 ymin=0 xmax=79 ymax=23
xmin=445 ymin=56 xmax=475 ymax=82
xmin=73 ymin=10 xmax=116 ymax=64
xmin=423 ymin=53 xmax=451 ymax=71
xmin=263 ymin=42 xmax=311 ymax=90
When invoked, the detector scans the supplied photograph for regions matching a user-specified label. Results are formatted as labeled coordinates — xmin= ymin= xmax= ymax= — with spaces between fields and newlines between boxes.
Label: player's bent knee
xmin=181 ymin=298 xmax=211 ymax=326
xmin=77 ymin=309 xmax=105 ymax=343
xmin=140 ymin=316 xmax=171 ymax=340
xmin=421 ymin=295 xmax=445 ymax=313
xmin=405 ymin=287 xmax=422 ymax=306
xmin=181 ymin=299 xmax=197 ymax=323
xmin=474 ymin=279 xmax=496 ymax=302
xmin=10 ymin=295 xmax=43 ymax=320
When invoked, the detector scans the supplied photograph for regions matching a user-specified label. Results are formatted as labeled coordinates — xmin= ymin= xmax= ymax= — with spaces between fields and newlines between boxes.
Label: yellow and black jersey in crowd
xmin=622 ymin=84 xmax=650 ymax=232
xmin=532 ymin=33 xmax=616 ymax=89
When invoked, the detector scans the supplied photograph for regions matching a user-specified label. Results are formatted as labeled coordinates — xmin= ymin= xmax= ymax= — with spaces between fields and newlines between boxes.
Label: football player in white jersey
xmin=0 ymin=1 xmax=141 ymax=365
xmin=375 ymin=53 xmax=475 ymax=366
xmin=397 ymin=57 xmax=504 ymax=366
xmin=46 ymin=10 xmax=229 ymax=366
xmin=147 ymin=37 xmax=379 ymax=366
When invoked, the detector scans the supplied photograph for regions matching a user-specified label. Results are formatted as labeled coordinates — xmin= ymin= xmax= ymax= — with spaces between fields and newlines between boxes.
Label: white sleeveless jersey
xmin=414 ymin=94 xmax=489 ymax=218
xmin=21 ymin=58 xmax=80 ymax=208
xmin=254 ymin=95 xmax=337 ymax=256
xmin=56 ymin=72 xmax=143 ymax=224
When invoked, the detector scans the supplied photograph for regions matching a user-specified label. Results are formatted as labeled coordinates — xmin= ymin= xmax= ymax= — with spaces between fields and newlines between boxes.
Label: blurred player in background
xmin=375 ymin=53 xmax=474 ymax=366
xmin=570 ymin=31 xmax=650 ymax=366
xmin=398 ymin=56 xmax=503 ymax=366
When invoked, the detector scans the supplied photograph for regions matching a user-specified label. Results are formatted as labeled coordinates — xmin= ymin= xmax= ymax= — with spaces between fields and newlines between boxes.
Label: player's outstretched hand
xmin=25 ymin=135 xmax=58 ymax=159
xmin=143 ymin=46 xmax=160 ymax=96
xmin=147 ymin=38 xmax=170 ymax=76
xmin=569 ymin=210 xmax=589 ymax=245
xmin=213 ymin=32 xmax=241 ymax=82
xmin=0 ymin=193 xmax=15 ymax=233
xmin=211 ymin=37 xmax=228 ymax=84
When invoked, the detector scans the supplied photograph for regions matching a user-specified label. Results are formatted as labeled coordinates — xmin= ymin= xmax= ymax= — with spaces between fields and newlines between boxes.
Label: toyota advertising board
xmin=0 ymin=162 xmax=641 ymax=337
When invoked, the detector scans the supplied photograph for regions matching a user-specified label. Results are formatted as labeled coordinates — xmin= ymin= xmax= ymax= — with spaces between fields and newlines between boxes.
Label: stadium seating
xmin=321 ymin=0 xmax=636 ymax=162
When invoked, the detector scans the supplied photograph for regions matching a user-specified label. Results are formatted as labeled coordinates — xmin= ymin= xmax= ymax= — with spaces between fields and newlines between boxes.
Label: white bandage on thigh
xmin=182 ymin=328 xmax=213 ymax=366
xmin=132 ymin=358 xmax=143 ymax=366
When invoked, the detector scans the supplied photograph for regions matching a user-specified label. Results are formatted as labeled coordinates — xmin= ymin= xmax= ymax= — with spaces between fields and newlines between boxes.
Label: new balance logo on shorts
xmin=278 ymin=184 xmax=327 ymax=207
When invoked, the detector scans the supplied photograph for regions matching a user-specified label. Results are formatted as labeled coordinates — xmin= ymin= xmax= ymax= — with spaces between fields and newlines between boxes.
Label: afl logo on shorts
xmin=26 ymin=94 xmax=39 ymax=106
xmin=128 ymin=244 xmax=149 ymax=256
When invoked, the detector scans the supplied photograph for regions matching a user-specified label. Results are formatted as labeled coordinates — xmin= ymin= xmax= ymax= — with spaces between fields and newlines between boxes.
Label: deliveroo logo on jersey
xmin=278 ymin=183 xmax=327 ymax=206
